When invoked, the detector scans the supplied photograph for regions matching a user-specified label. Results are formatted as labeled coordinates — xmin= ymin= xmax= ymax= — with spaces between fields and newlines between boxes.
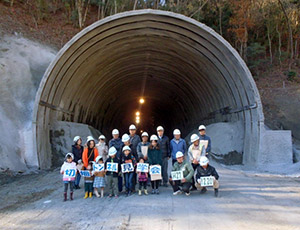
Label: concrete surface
xmin=0 ymin=164 xmax=299 ymax=230
xmin=33 ymin=9 xmax=265 ymax=169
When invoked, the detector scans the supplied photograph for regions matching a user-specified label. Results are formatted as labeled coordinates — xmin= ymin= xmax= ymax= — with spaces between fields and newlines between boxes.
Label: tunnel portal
xmin=33 ymin=10 xmax=264 ymax=169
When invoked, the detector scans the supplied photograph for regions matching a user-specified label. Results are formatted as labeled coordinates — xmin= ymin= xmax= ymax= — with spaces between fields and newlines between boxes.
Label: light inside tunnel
xmin=33 ymin=10 xmax=264 ymax=169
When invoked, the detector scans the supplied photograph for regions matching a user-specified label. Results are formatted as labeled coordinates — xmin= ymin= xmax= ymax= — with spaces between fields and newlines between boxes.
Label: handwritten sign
xmin=200 ymin=140 xmax=209 ymax=150
xmin=171 ymin=171 xmax=184 ymax=181
xmin=141 ymin=146 xmax=148 ymax=158
xmin=63 ymin=168 xmax=76 ymax=181
xmin=200 ymin=176 xmax=214 ymax=187
xmin=136 ymin=163 xmax=149 ymax=173
xmin=80 ymin=170 xmax=91 ymax=177
xmin=121 ymin=163 xmax=134 ymax=173
xmin=192 ymin=149 xmax=201 ymax=161
xmin=149 ymin=165 xmax=162 ymax=181
xmin=93 ymin=163 xmax=104 ymax=172
xmin=106 ymin=162 xmax=118 ymax=172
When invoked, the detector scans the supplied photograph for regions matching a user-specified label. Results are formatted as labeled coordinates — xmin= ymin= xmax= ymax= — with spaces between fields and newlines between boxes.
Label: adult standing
xmin=72 ymin=136 xmax=83 ymax=189
xmin=96 ymin=135 xmax=108 ymax=162
xmin=157 ymin=126 xmax=170 ymax=187
xmin=170 ymin=129 xmax=187 ymax=165
xmin=109 ymin=129 xmax=123 ymax=159
xmin=82 ymin=137 xmax=99 ymax=168
xmin=198 ymin=125 xmax=211 ymax=154
xmin=109 ymin=129 xmax=123 ymax=193
xmin=137 ymin=132 xmax=150 ymax=160
xmin=187 ymin=134 xmax=202 ymax=190
xmin=129 ymin=124 xmax=141 ymax=192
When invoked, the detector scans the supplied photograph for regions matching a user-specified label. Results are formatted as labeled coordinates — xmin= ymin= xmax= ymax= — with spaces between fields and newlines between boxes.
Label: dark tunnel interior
xmin=34 ymin=10 xmax=263 ymax=169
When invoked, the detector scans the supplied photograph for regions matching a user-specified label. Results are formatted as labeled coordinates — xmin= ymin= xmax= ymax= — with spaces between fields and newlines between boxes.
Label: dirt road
xmin=0 ymin=165 xmax=299 ymax=230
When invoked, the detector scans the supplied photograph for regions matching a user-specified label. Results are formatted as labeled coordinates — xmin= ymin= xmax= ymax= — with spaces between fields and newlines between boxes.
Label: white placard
xmin=149 ymin=165 xmax=162 ymax=181
xmin=80 ymin=170 xmax=91 ymax=177
xmin=106 ymin=162 xmax=118 ymax=172
xmin=63 ymin=167 xmax=76 ymax=181
xmin=200 ymin=176 xmax=214 ymax=187
xmin=200 ymin=140 xmax=209 ymax=150
xmin=93 ymin=163 xmax=104 ymax=172
xmin=136 ymin=163 xmax=149 ymax=173
xmin=171 ymin=171 xmax=184 ymax=181
xmin=141 ymin=146 xmax=148 ymax=157
xmin=121 ymin=163 xmax=134 ymax=173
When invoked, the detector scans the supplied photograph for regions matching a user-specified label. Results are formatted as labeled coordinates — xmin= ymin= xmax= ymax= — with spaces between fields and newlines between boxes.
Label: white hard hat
xmin=73 ymin=136 xmax=81 ymax=143
xmin=198 ymin=125 xmax=206 ymax=130
xmin=173 ymin=129 xmax=181 ymax=135
xmin=141 ymin=132 xmax=149 ymax=137
xmin=129 ymin=124 xmax=136 ymax=130
xmin=150 ymin=135 xmax=158 ymax=141
xmin=122 ymin=134 xmax=130 ymax=143
xmin=87 ymin=136 xmax=95 ymax=142
xmin=122 ymin=145 xmax=131 ymax=152
xmin=98 ymin=135 xmax=106 ymax=140
xmin=176 ymin=151 xmax=184 ymax=158
xmin=95 ymin=156 xmax=103 ymax=162
xmin=157 ymin=126 xmax=164 ymax=131
xmin=65 ymin=152 xmax=74 ymax=159
xmin=200 ymin=156 xmax=209 ymax=166
xmin=108 ymin=146 xmax=117 ymax=156
xmin=112 ymin=129 xmax=119 ymax=135
xmin=190 ymin=134 xmax=200 ymax=143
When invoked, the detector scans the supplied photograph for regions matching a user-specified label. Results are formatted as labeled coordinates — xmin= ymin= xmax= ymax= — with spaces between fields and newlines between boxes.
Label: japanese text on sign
xmin=136 ymin=163 xmax=149 ymax=173
xmin=107 ymin=162 xmax=118 ymax=172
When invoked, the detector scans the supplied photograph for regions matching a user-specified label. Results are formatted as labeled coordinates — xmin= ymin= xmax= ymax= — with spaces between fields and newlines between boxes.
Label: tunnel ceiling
xmin=33 ymin=9 xmax=264 ymax=169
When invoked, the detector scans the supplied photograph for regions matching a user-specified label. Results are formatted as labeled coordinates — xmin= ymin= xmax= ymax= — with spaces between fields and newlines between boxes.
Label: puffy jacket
xmin=172 ymin=160 xmax=194 ymax=183
xmin=96 ymin=142 xmax=108 ymax=161
xmin=82 ymin=147 xmax=99 ymax=168
xmin=199 ymin=134 xmax=211 ymax=153
xmin=109 ymin=137 xmax=123 ymax=158
xmin=157 ymin=135 xmax=171 ymax=158
xmin=170 ymin=138 xmax=187 ymax=160
xmin=148 ymin=147 xmax=162 ymax=166
xmin=72 ymin=144 xmax=83 ymax=163
xmin=130 ymin=134 xmax=141 ymax=159
xmin=195 ymin=165 xmax=219 ymax=181
xmin=121 ymin=152 xmax=137 ymax=167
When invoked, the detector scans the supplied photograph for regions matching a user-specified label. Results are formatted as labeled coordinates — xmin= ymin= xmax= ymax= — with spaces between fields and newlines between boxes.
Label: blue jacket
xmin=109 ymin=137 xmax=123 ymax=158
xmin=199 ymin=135 xmax=211 ymax=153
xmin=170 ymin=138 xmax=187 ymax=160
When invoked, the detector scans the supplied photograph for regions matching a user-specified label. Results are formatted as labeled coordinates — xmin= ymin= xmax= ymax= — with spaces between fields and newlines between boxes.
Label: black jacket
xmin=72 ymin=144 xmax=83 ymax=164
xmin=157 ymin=135 xmax=170 ymax=158
xmin=195 ymin=165 xmax=219 ymax=180
xmin=105 ymin=157 xmax=121 ymax=177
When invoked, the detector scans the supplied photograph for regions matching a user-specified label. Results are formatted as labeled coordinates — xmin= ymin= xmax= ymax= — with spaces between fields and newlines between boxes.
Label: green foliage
xmin=246 ymin=42 xmax=268 ymax=78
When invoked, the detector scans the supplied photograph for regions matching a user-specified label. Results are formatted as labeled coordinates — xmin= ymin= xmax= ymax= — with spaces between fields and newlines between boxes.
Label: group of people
xmin=60 ymin=124 xmax=220 ymax=201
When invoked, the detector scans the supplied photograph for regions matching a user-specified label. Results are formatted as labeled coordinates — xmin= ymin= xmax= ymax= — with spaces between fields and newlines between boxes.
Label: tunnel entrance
xmin=33 ymin=9 xmax=265 ymax=169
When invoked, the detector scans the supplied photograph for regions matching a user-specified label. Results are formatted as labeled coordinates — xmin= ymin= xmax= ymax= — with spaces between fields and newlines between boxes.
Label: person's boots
xmin=138 ymin=190 xmax=142 ymax=196
xmin=201 ymin=187 xmax=207 ymax=194
xmin=63 ymin=192 xmax=67 ymax=201
xmin=84 ymin=192 xmax=88 ymax=199
xmin=144 ymin=189 xmax=148 ymax=195
xmin=214 ymin=189 xmax=219 ymax=197
xmin=70 ymin=192 xmax=73 ymax=201
xmin=94 ymin=189 xmax=100 ymax=198
xmin=100 ymin=189 xmax=104 ymax=198
xmin=89 ymin=192 xmax=93 ymax=198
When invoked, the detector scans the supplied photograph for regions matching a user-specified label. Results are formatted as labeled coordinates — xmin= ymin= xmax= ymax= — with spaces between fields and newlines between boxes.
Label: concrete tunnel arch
xmin=33 ymin=9 xmax=265 ymax=169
